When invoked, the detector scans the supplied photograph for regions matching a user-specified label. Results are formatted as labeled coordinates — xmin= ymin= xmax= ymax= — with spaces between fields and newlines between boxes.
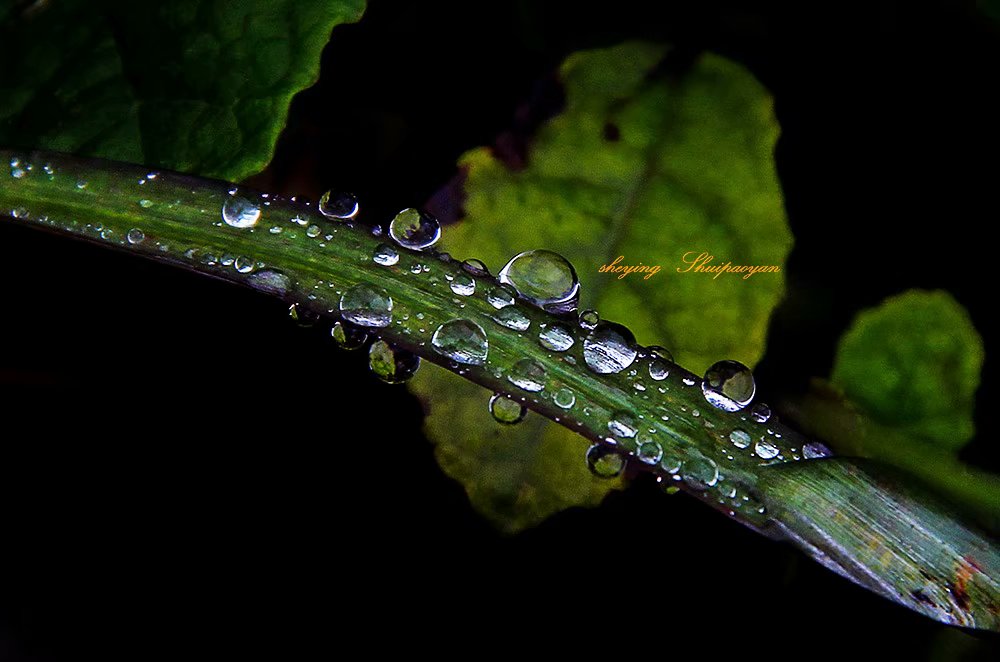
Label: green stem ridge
xmin=3 ymin=149 xmax=998 ymax=630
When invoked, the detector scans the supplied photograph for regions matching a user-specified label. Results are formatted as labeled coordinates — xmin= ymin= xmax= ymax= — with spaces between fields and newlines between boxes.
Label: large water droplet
xmin=553 ymin=387 xmax=576 ymax=409
xmin=368 ymin=340 xmax=420 ymax=384
xmin=729 ymin=429 xmax=752 ymax=449
xmin=331 ymin=321 xmax=368 ymax=350
xmin=607 ymin=411 xmax=638 ymax=440
xmin=449 ymin=273 xmax=476 ymax=296
xmin=586 ymin=444 xmax=625 ymax=479
xmin=489 ymin=394 xmax=526 ymax=425
xmin=583 ymin=322 xmax=637 ymax=374
xmin=389 ymin=208 xmax=440 ymax=250
xmin=802 ymin=441 xmax=832 ymax=459
xmin=340 ymin=283 xmax=393 ymax=328
xmin=507 ymin=358 xmax=546 ymax=392
xmin=493 ymin=307 xmax=530 ymax=331
xmin=486 ymin=285 xmax=516 ymax=309
xmin=702 ymin=360 xmax=756 ymax=412
xmin=247 ymin=270 xmax=291 ymax=296
xmin=431 ymin=319 xmax=489 ymax=365
xmin=682 ymin=455 xmax=719 ymax=490
xmin=222 ymin=194 xmax=261 ymax=228
xmin=538 ymin=324 xmax=574 ymax=352
xmin=318 ymin=190 xmax=360 ymax=219
xmin=755 ymin=439 xmax=780 ymax=460
xmin=373 ymin=243 xmax=399 ymax=266
xmin=498 ymin=249 xmax=580 ymax=314
xmin=637 ymin=440 xmax=663 ymax=465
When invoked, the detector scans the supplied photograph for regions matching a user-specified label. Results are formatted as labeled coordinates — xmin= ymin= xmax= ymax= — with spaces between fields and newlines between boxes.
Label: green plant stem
xmin=3 ymin=149 xmax=999 ymax=630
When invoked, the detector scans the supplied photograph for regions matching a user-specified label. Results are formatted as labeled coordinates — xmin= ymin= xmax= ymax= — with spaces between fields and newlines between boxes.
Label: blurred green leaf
xmin=831 ymin=289 xmax=984 ymax=451
xmin=0 ymin=0 xmax=365 ymax=180
xmin=411 ymin=41 xmax=791 ymax=531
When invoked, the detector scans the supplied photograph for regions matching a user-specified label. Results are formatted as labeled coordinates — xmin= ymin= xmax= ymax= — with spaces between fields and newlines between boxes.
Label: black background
xmin=1 ymin=0 xmax=999 ymax=658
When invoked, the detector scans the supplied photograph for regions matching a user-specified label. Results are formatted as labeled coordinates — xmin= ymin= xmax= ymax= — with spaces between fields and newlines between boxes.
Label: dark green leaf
xmin=0 ymin=0 xmax=365 ymax=180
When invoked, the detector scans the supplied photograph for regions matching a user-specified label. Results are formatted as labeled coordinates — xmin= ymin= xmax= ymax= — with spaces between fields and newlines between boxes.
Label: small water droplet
xmin=306 ymin=224 xmax=322 ymax=238
xmin=578 ymin=309 xmax=600 ymax=330
xmin=702 ymin=360 xmax=756 ymax=412
xmin=583 ymin=322 xmax=637 ymax=374
xmin=729 ymin=429 xmax=752 ymax=449
xmin=489 ymin=393 xmax=527 ymax=425
xmin=340 ymin=283 xmax=393 ymax=328
xmin=431 ymin=319 xmax=489 ymax=365
xmin=493 ymin=307 xmax=531 ymax=331
xmin=389 ymin=208 xmax=440 ymax=250
xmin=138 ymin=199 xmax=153 ymax=208
xmin=607 ymin=411 xmax=638 ymax=440
xmin=497 ymin=249 xmax=580 ymax=314
xmin=660 ymin=454 xmax=682 ymax=474
xmin=538 ymin=324 xmax=574 ymax=352
xmin=291 ymin=215 xmax=308 ymax=226
xmin=637 ymin=440 xmax=663 ymax=465
xmin=288 ymin=303 xmax=319 ymax=327
xmin=368 ymin=340 xmax=420 ymax=384
xmin=553 ymin=387 xmax=576 ymax=409
xmin=318 ymin=191 xmax=360 ymax=219
xmin=802 ymin=441 xmax=833 ymax=459
xmin=755 ymin=438 xmax=780 ymax=460
xmin=222 ymin=194 xmax=261 ymax=228
xmin=486 ymin=285 xmax=516 ymax=309
xmin=507 ymin=358 xmax=546 ymax=392
xmin=127 ymin=228 xmax=145 ymax=245
xmin=269 ymin=225 xmax=283 ymax=234
xmin=331 ymin=320 xmax=368 ymax=349
xmin=461 ymin=258 xmax=490 ymax=277
xmin=373 ymin=243 xmax=399 ymax=266
xmin=234 ymin=256 xmax=254 ymax=273
xmin=750 ymin=402 xmax=771 ymax=423
xmin=76 ymin=179 xmax=88 ymax=189
xmin=586 ymin=444 xmax=624 ymax=479
xmin=682 ymin=455 xmax=719 ymax=490
xmin=10 ymin=207 xmax=29 ymax=219
xmin=450 ymin=273 xmax=476 ymax=296
xmin=247 ymin=270 xmax=291 ymax=296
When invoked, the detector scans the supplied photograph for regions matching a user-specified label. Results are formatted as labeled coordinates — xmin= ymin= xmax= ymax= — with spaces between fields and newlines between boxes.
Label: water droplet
xmin=288 ymin=303 xmax=319 ymax=327
xmin=583 ymin=322 xmax=637 ymax=374
xmin=802 ymin=441 xmax=833 ymax=459
xmin=553 ymin=387 xmax=576 ymax=409
xmin=750 ymin=402 xmax=771 ymax=423
xmin=76 ymin=179 xmax=88 ymax=189
xmin=507 ymin=358 xmax=546 ymax=392
xmin=637 ymin=440 xmax=663 ymax=465
xmin=461 ymin=258 xmax=490 ymax=277
xmin=331 ymin=320 xmax=368 ymax=349
xmin=729 ymin=429 xmax=752 ymax=449
xmin=368 ymin=340 xmax=420 ymax=384
xmin=372 ymin=243 xmax=399 ymax=266
xmin=318 ymin=191 xmax=359 ymax=219
xmin=247 ymin=270 xmax=291 ymax=296
xmin=489 ymin=394 xmax=526 ymax=425
xmin=10 ymin=207 xmax=28 ymax=219
xmin=291 ymin=215 xmax=308 ymax=226
xmin=389 ymin=208 xmax=440 ymax=250
xmin=269 ymin=225 xmax=283 ymax=234
xmin=431 ymin=319 xmax=489 ymax=365
xmin=486 ymin=285 xmax=516 ymax=309
xmin=702 ymin=360 xmax=756 ymax=412
xmin=222 ymin=194 xmax=261 ymax=228
xmin=648 ymin=349 xmax=671 ymax=381
xmin=497 ymin=249 xmax=580 ymax=314
xmin=306 ymin=224 xmax=322 ymax=238
xmin=538 ymin=324 xmax=574 ymax=352
xmin=234 ymin=256 xmax=254 ymax=273
xmin=493 ymin=307 xmax=530 ymax=331
xmin=607 ymin=411 xmax=638 ymax=439
xmin=755 ymin=439 xmax=780 ymax=460
xmin=578 ymin=309 xmax=600 ymax=330
xmin=586 ymin=444 xmax=625 ymax=479
xmin=450 ymin=273 xmax=476 ymax=296
xmin=138 ymin=199 xmax=153 ymax=209
xmin=682 ymin=456 xmax=719 ymax=490
xmin=126 ymin=228 xmax=145 ymax=245
xmin=340 ymin=283 xmax=393 ymax=328
xmin=660 ymin=454 xmax=682 ymax=474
